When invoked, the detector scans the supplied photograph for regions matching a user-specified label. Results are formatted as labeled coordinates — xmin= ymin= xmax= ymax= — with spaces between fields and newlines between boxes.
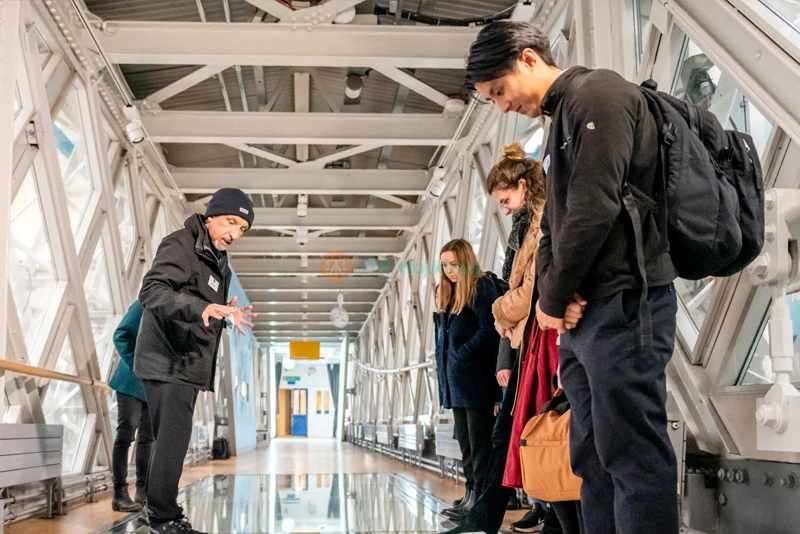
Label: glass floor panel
xmin=95 ymin=473 xmax=462 ymax=533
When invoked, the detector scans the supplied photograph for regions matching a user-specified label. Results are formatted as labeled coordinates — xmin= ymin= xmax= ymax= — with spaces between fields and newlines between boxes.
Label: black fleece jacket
xmin=537 ymin=67 xmax=675 ymax=317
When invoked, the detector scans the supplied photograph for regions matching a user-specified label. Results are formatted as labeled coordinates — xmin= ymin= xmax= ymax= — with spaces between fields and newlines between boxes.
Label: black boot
xmin=112 ymin=485 xmax=143 ymax=512
xmin=506 ymin=489 xmax=521 ymax=510
xmin=443 ymin=488 xmax=476 ymax=521
xmin=448 ymin=488 xmax=469 ymax=510
xmin=135 ymin=485 xmax=147 ymax=505
xmin=441 ymin=488 xmax=472 ymax=518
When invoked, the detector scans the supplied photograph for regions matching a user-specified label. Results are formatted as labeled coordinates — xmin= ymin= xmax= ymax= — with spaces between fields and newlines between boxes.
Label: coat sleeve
xmin=457 ymin=276 xmax=501 ymax=361
xmin=492 ymin=260 xmax=535 ymax=328
xmin=138 ymin=233 xmax=210 ymax=324
xmin=113 ymin=301 xmax=143 ymax=369
xmin=496 ymin=337 xmax=516 ymax=373
xmin=537 ymin=77 xmax=638 ymax=318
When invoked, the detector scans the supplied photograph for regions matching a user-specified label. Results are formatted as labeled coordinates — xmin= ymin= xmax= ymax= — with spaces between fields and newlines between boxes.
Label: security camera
xmin=122 ymin=105 xmax=144 ymax=144
xmin=427 ymin=167 xmax=447 ymax=199
xmin=296 ymin=228 xmax=309 ymax=247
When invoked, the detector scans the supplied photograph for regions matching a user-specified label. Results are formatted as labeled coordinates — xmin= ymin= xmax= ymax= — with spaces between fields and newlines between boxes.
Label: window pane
xmin=515 ymin=118 xmax=544 ymax=160
xmin=493 ymin=236 xmax=506 ymax=276
xmin=114 ymin=168 xmax=136 ymax=263
xmin=671 ymin=37 xmax=773 ymax=349
xmin=8 ymin=166 xmax=58 ymax=364
xmin=42 ymin=336 xmax=88 ymax=474
xmin=14 ymin=86 xmax=21 ymax=119
xmin=467 ymin=170 xmax=487 ymax=255
xmin=759 ymin=0 xmax=800 ymax=33
xmin=84 ymin=240 xmax=115 ymax=380
xmin=418 ymin=246 xmax=430 ymax=307
xmin=36 ymin=30 xmax=53 ymax=68
xmin=53 ymin=86 xmax=94 ymax=237
xmin=634 ymin=0 xmax=653 ymax=64
xmin=741 ymin=292 xmax=800 ymax=385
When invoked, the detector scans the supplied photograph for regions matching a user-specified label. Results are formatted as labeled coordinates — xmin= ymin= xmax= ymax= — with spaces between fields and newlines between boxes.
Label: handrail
xmin=0 ymin=359 xmax=113 ymax=391
xmin=349 ymin=358 xmax=433 ymax=375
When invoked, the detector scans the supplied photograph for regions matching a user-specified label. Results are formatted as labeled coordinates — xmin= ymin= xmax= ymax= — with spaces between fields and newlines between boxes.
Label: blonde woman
xmin=433 ymin=239 xmax=502 ymax=521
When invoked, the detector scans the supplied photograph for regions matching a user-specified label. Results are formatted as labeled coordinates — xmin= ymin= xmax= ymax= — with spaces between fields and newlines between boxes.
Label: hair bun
xmin=502 ymin=142 xmax=526 ymax=161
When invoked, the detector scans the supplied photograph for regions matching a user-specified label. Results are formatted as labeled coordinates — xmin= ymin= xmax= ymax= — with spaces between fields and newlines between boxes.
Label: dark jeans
xmin=452 ymin=406 xmax=495 ymax=496
xmin=465 ymin=360 xmax=518 ymax=532
xmin=559 ymin=285 xmax=679 ymax=534
xmin=112 ymin=392 xmax=153 ymax=489
xmin=143 ymin=380 xmax=199 ymax=525
xmin=551 ymin=501 xmax=584 ymax=534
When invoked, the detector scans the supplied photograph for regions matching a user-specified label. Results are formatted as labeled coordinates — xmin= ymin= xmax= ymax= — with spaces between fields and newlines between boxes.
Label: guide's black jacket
xmin=536 ymin=66 xmax=675 ymax=317
xmin=134 ymin=214 xmax=231 ymax=391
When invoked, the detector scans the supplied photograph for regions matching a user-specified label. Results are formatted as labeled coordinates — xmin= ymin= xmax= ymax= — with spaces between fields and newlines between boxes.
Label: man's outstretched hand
xmin=203 ymin=304 xmax=236 ymax=327
xmin=228 ymin=296 xmax=257 ymax=335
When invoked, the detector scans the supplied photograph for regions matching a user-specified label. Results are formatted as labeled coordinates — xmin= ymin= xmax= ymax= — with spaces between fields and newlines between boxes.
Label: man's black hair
xmin=465 ymin=21 xmax=557 ymax=91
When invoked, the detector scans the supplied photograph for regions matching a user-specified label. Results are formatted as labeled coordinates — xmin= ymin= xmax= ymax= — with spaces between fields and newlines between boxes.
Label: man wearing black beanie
xmin=134 ymin=188 xmax=256 ymax=534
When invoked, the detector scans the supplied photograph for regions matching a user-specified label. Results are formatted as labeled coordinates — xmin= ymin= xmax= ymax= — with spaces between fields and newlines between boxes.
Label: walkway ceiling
xmin=82 ymin=0 xmax=521 ymax=343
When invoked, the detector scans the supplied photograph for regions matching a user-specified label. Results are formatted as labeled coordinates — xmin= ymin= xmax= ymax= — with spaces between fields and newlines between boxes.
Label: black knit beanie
xmin=204 ymin=188 xmax=254 ymax=228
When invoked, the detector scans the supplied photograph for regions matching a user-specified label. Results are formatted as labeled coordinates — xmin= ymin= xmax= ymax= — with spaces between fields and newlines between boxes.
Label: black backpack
xmin=484 ymin=271 xmax=510 ymax=295
xmin=212 ymin=436 xmax=230 ymax=460
xmin=629 ymin=79 xmax=765 ymax=281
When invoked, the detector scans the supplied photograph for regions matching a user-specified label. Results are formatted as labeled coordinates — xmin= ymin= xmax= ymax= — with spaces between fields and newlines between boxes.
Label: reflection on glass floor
xmin=95 ymin=474 xmax=460 ymax=533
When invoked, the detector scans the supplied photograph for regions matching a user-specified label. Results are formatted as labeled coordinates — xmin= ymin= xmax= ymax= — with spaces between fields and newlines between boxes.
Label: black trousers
xmin=112 ymin=393 xmax=154 ymax=489
xmin=466 ymin=360 xmax=518 ymax=532
xmin=559 ymin=285 xmax=679 ymax=534
xmin=551 ymin=501 xmax=584 ymax=534
xmin=143 ymin=380 xmax=199 ymax=525
xmin=452 ymin=406 xmax=495 ymax=496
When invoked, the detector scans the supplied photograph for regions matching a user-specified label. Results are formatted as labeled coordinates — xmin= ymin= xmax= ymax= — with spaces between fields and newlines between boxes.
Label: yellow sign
xmin=289 ymin=341 xmax=320 ymax=360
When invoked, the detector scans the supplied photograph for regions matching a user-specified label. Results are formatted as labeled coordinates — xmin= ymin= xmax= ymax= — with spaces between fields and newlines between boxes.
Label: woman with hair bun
xmin=442 ymin=143 xmax=585 ymax=534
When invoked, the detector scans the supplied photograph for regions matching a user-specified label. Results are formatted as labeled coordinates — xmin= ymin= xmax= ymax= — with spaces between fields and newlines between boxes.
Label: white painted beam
xmin=249 ymin=208 xmax=421 ymax=230
xmin=248 ymin=291 xmax=379 ymax=302
xmin=172 ymin=168 xmax=430 ymax=195
xmin=251 ymin=302 xmax=374 ymax=313
xmin=232 ymin=257 xmax=395 ymax=275
xmin=227 ymin=143 xmax=297 ymax=167
xmin=143 ymin=64 xmax=229 ymax=106
xmin=293 ymin=144 xmax=380 ymax=170
xmin=229 ymin=236 xmax=407 ymax=256
xmin=240 ymin=276 xmax=386 ymax=291
xmin=294 ymin=72 xmax=310 ymax=161
xmin=244 ymin=0 xmax=295 ymax=20
xmin=142 ymin=111 xmax=458 ymax=145
xmin=97 ymin=21 xmax=478 ymax=68
xmin=253 ymin=312 xmax=369 ymax=320
xmin=372 ymin=67 xmax=449 ymax=107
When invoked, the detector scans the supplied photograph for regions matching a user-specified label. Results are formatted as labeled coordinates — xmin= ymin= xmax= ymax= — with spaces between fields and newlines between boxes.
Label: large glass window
xmin=36 ymin=30 xmax=53 ymax=68
xmin=741 ymin=293 xmax=800 ymax=385
xmin=53 ymin=85 xmax=95 ymax=238
xmin=633 ymin=0 xmax=653 ymax=65
xmin=8 ymin=166 xmax=58 ymax=364
xmin=759 ymin=0 xmax=800 ymax=33
xmin=42 ymin=336 xmax=88 ymax=474
xmin=467 ymin=168 xmax=487 ymax=256
xmin=114 ymin=167 xmax=136 ymax=263
xmin=14 ymin=86 xmax=21 ymax=119
xmin=84 ymin=240 xmax=116 ymax=380
xmin=493 ymin=236 xmax=506 ymax=275
xmin=671 ymin=37 xmax=773 ymax=350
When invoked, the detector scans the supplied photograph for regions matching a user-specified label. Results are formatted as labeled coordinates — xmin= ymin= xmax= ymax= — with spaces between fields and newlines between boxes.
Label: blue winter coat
xmin=108 ymin=300 xmax=147 ymax=402
xmin=434 ymin=275 xmax=502 ymax=409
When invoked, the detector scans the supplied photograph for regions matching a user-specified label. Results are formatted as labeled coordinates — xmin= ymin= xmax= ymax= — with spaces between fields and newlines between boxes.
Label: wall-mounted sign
xmin=290 ymin=341 xmax=320 ymax=360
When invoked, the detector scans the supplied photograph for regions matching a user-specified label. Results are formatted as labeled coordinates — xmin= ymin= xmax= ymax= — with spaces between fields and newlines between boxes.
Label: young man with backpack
xmin=465 ymin=19 xmax=766 ymax=533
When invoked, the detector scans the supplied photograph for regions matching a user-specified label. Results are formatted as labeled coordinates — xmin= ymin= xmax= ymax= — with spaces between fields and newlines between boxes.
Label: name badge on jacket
xmin=208 ymin=275 xmax=220 ymax=292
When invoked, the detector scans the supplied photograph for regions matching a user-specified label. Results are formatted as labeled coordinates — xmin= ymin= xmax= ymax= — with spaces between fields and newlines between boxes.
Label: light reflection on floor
xmin=95 ymin=474 xmax=461 ymax=533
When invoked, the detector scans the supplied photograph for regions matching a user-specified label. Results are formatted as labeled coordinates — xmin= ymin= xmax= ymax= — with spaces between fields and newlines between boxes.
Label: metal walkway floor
xmin=94 ymin=473 xmax=461 ymax=533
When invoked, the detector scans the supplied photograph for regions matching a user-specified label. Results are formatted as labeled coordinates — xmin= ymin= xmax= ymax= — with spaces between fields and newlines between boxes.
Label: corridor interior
xmin=9 ymin=439 xmax=526 ymax=534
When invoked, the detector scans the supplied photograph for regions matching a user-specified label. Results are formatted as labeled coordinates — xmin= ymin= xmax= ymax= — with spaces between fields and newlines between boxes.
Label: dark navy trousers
xmin=559 ymin=285 xmax=679 ymax=534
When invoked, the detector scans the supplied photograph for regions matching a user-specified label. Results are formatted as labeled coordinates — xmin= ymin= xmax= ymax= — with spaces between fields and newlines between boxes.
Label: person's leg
xmin=143 ymin=380 xmax=199 ymax=526
xmin=567 ymin=286 xmax=679 ymax=534
xmin=461 ymin=361 xmax=518 ymax=532
xmin=540 ymin=505 xmax=563 ymax=534
xmin=558 ymin=340 xmax=615 ymax=534
xmin=112 ymin=393 xmax=142 ymax=511
xmin=551 ymin=501 xmax=582 ymax=534
xmin=465 ymin=406 xmax=495 ymax=497
xmin=452 ymin=408 xmax=475 ymax=494
xmin=135 ymin=401 xmax=154 ymax=503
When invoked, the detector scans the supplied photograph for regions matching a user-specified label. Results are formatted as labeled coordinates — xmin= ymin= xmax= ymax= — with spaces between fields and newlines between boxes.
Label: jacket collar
xmin=184 ymin=214 xmax=227 ymax=272
xmin=541 ymin=66 xmax=591 ymax=117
